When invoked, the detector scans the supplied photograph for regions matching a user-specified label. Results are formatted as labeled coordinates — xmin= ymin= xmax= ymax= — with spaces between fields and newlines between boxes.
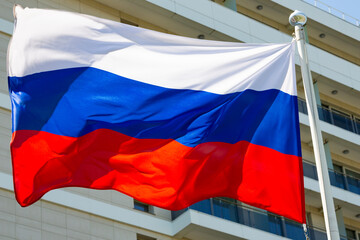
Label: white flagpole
xmin=289 ymin=11 xmax=340 ymax=240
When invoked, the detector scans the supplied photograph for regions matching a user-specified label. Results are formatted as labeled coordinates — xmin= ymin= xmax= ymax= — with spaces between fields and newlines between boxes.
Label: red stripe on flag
xmin=11 ymin=129 xmax=305 ymax=223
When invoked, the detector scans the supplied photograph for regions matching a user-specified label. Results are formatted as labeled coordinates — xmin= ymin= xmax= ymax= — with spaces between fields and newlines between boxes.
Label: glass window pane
xmin=345 ymin=228 xmax=356 ymax=240
xmin=303 ymin=161 xmax=318 ymax=179
xmin=285 ymin=220 xmax=304 ymax=240
xmin=355 ymin=117 xmax=360 ymax=134
xmin=268 ymin=215 xmax=283 ymax=235
xmin=240 ymin=207 xmax=252 ymax=226
xmin=309 ymin=227 xmax=327 ymax=240
xmin=212 ymin=198 xmax=239 ymax=221
xmin=345 ymin=169 xmax=360 ymax=179
xmin=134 ymin=201 xmax=149 ymax=212
xmin=332 ymin=109 xmax=354 ymax=132
xmin=318 ymin=106 xmax=332 ymax=123
xmin=329 ymin=170 xmax=346 ymax=190
xmin=171 ymin=208 xmax=187 ymax=220
xmin=346 ymin=176 xmax=360 ymax=194
xmin=345 ymin=169 xmax=360 ymax=194
xmin=221 ymin=201 xmax=238 ymax=221
xmin=333 ymin=164 xmax=343 ymax=173
xmin=251 ymin=211 xmax=271 ymax=233
xmin=298 ymin=98 xmax=307 ymax=114
xmin=190 ymin=199 xmax=212 ymax=214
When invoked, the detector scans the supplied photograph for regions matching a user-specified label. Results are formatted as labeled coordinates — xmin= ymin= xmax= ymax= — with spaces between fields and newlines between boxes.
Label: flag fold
xmin=8 ymin=7 xmax=305 ymax=223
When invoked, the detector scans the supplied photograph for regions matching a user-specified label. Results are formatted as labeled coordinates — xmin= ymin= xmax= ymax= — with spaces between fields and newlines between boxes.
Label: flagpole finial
xmin=292 ymin=8 xmax=341 ymax=240
xmin=289 ymin=10 xmax=307 ymax=27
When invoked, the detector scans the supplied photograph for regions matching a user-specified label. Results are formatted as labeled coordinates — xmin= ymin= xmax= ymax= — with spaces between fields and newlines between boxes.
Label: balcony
xmin=172 ymin=198 xmax=346 ymax=240
xmin=298 ymin=98 xmax=360 ymax=135
xmin=303 ymin=161 xmax=360 ymax=195
xmin=301 ymin=0 xmax=360 ymax=27
xmin=172 ymin=160 xmax=360 ymax=239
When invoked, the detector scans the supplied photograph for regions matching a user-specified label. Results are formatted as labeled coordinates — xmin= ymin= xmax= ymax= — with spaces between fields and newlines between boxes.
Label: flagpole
xmin=289 ymin=11 xmax=340 ymax=240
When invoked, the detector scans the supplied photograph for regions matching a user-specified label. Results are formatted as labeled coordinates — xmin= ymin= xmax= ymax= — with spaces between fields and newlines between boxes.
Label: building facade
xmin=0 ymin=0 xmax=359 ymax=239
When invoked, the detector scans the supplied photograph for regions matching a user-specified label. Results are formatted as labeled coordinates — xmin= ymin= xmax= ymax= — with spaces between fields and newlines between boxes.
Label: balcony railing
xmin=301 ymin=0 xmax=360 ymax=27
xmin=171 ymin=161 xmax=359 ymax=239
xmin=303 ymin=161 xmax=360 ymax=195
xmin=172 ymin=198 xmax=346 ymax=240
xmin=298 ymin=98 xmax=360 ymax=135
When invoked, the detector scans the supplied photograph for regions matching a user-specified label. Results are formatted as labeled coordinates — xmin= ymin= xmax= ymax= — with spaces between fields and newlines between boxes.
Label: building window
xmin=137 ymin=233 xmax=156 ymax=240
xmin=331 ymin=108 xmax=353 ymax=132
xmin=333 ymin=164 xmax=343 ymax=173
xmin=306 ymin=212 xmax=313 ymax=226
xmin=134 ymin=200 xmax=153 ymax=213
xmin=345 ymin=169 xmax=360 ymax=180
xmin=354 ymin=117 xmax=360 ymax=134
xmin=346 ymin=228 xmax=356 ymax=240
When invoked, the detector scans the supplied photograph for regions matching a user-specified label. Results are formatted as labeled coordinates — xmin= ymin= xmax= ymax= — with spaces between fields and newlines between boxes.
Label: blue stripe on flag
xmin=9 ymin=67 xmax=301 ymax=156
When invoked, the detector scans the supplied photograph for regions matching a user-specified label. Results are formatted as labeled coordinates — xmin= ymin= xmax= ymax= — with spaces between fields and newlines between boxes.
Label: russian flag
xmin=8 ymin=7 xmax=305 ymax=223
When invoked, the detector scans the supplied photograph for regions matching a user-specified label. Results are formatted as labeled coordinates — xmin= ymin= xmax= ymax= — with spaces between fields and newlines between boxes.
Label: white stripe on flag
xmin=8 ymin=7 xmax=296 ymax=96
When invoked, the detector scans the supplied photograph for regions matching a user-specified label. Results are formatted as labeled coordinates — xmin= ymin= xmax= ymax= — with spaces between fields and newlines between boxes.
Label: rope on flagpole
xmin=303 ymin=224 xmax=310 ymax=240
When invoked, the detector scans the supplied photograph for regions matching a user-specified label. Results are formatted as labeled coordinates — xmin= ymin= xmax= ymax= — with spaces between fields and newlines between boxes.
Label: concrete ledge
xmin=299 ymin=112 xmax=360 ymax=146
xmin=0 ymin=172 xmax=174 ymax=235
xmin=173 ymin=210 xmax=290 ymax=240
xmin=304 ymin=176 xmax=360 ymax=207
xmin=270 ymin=0 xmax=360 ymax=41
xmin=0 ymin=18 xmax=12 ymax=35
xmin=0 ymin=172 xmax=290 ymax=239
xmin=0 ymin=93 xmax=11 ymax=110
